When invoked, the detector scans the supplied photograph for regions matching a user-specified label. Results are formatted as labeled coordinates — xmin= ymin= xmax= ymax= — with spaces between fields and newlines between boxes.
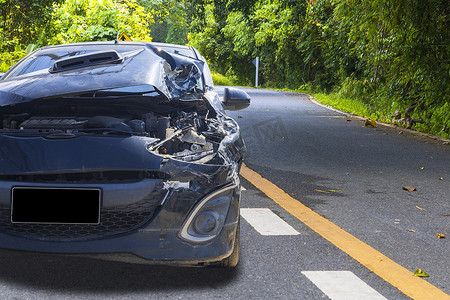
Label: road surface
xmin=0 ymin=88 xmax=448 ymax=299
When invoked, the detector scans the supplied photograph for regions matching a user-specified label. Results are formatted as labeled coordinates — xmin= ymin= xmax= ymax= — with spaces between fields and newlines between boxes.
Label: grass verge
xmin=211 ymin=71 xmax=234 ymax=86
xmin=300 ymin=91 xmax=449 ymax=140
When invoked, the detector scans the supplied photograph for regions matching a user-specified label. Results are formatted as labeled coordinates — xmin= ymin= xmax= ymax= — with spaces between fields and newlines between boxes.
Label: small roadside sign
xmin=252 ymin=57 xmax=260 ymax=68
xmin=118 ymin=32 xmax=132 ymax=42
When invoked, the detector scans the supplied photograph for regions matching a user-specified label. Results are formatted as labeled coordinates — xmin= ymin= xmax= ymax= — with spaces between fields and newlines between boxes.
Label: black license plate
xmin=11 ymin=187 xmax=101 ymax=224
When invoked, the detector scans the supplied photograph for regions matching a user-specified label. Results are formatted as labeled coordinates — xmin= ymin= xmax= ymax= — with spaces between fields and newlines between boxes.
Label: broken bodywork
xmin=0 ymin=42 xmax=248 ymax=266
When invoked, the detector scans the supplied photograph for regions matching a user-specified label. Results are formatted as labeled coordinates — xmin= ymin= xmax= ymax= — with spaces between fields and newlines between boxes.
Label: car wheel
xmin=210 ymin=219 xmax=240 ymax=268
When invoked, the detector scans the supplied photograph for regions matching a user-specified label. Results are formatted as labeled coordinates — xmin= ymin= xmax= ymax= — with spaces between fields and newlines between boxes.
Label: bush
xmin=211 ymin=71 xmax=234 ymax=86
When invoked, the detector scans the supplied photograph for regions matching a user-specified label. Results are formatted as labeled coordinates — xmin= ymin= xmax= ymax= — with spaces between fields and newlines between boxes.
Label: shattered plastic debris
xmin=413 ymin=269 xmax=429 ymax=277
xmin=436 ymin=233 xmax=446 ymax=239
xmin=403 ymin=186 xmax=417 ymax=192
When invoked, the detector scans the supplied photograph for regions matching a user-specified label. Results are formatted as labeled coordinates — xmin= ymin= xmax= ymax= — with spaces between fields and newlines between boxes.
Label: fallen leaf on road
xmin=436 ymin=233 xmax=446 ymax=238
xmin=403 ymin=186 xmax=416 ymax=192
xmin=328 ymin=189 xmax=343 ymax=193
xmin=439 ymin=214 xmax=450 ymax=216
xmin=419 ymin=166 xmax=424 ymax=170
xmin=237 ymin=116 xmax=243 ymax=118
xmin=364 ymin=119 xmax=377 ymax=127
xmin=416 ymin=206 xmax=426 ymax=211
xmin=439 ymin=177 xmax=443 ymax=180
xmin=314 ymin=189 xmax=330 ymax=194
xmin=414 ymin=269 xmax=429 ymax=277
xmin=406 ymin=229 xmax=416 ymax=232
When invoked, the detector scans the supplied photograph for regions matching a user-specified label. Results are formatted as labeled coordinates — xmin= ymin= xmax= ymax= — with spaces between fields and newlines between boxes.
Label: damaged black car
xmin=0 ymin=41 xmax=250 ymax=267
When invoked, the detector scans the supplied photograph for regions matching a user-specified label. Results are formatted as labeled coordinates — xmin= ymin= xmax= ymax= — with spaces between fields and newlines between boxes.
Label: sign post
xmin=252 ymin=57 xmax=260 ymax=88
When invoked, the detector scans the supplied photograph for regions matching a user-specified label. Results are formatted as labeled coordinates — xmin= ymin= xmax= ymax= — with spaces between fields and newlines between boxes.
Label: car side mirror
xmin=222 ymin=87 xmax=251 ymax=111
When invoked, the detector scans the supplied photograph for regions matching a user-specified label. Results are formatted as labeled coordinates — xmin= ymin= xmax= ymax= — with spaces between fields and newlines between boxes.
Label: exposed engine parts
xmin=148 ymin=111 xmax=228 ymax=163
xmin=1 ymin=110 xmax=228 ymax=164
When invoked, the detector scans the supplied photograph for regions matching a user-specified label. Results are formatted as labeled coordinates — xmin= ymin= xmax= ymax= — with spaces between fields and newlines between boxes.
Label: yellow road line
xmin=240 ymin=164 xmax=450 ymax=300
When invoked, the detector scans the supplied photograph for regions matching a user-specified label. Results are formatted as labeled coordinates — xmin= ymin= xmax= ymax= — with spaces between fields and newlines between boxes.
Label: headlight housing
xmin=179 ymin=185 xmax=236 ymax=243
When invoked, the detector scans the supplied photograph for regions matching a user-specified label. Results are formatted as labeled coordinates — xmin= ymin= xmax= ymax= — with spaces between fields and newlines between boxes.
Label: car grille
xmin=0 ymin=188 xmax=166 ymax=241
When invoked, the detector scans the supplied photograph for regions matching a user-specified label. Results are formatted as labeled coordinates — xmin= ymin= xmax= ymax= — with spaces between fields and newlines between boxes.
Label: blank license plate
xmin=11 ymin=187 xmax=101 ymax=224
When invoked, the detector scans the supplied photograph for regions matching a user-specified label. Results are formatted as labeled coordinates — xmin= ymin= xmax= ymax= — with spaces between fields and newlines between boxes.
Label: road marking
xmin=302 ymin=271 xmax=387 ymax=300
xmin=240 ymin=164 xmax=450 ymax=300
xmin=240 ymin=208 xmax=299 ymax=235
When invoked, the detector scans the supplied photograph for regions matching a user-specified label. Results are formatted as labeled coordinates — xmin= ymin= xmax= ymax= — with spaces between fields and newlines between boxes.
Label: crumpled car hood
xmin=0 ymin=45 xmax=205 ymax=107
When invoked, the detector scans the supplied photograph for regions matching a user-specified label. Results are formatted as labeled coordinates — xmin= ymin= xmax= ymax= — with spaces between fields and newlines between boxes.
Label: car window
xmin=8 ymin=51 xmax=91 ymax=78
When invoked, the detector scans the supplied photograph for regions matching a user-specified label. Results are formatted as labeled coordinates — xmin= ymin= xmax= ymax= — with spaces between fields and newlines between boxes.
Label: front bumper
xmin=0 ymin=178 xmax=240 ymax=265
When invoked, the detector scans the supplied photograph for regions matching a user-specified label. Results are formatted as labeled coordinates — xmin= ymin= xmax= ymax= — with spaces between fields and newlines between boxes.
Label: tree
xmin=139 ymin=0 xmax=191 ymax=44
xmin=0 ymin=0 xmax=63 ymax=49
xmin=0 ymin=0 xmax=154 ymax=72
xmin=46 ymin=0 xmax=153 ymax=44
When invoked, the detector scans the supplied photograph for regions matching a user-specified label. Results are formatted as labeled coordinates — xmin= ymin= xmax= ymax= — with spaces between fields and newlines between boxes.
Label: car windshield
xmin=5 ymin=44 xmax=145 ymax=79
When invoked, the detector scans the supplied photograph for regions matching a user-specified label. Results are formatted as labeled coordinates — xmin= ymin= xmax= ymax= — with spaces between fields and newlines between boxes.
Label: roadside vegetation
xmin=1 ymin=0 xmax=448 ymax=138
xmin=211 ymin=72 xmax=235 ymax=86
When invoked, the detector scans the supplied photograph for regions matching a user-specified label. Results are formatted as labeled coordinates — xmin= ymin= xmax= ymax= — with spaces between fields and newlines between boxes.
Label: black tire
xmin=210 ymin=220 xmax=240 ymax=268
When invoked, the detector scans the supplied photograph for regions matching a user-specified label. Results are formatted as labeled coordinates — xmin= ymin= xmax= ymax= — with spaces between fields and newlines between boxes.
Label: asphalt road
xmin=0 ymin=88 xmax=448 ymax=299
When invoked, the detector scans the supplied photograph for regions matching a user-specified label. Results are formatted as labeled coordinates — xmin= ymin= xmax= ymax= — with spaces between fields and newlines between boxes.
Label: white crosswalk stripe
xmin=240 ymin=208 xmax=300 ymax=235
xmin=302 ymin=271 xmax=387 ymax=300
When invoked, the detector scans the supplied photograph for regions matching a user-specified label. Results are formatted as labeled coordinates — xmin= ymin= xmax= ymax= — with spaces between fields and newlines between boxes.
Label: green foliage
xmin=0 ymin=0 xmax=62 ymax=71
xmin=0 ymin=0 xmax=154 ymax=72
xmin=0 ymin=0 xmax=63 ymax=50
xmin=211 ymin=71 xmax=234 ymax=86
xmin=188 ymin=3 xmax=255 ymax=85
xmin=0 ymin=43 xmax=26 ymax=73
xmin=46 ymin=0 xmax=153 ymax=44
xmin=188 ymin=0 xmax=449 ymax=137
xmin=310 ymin=92 xmax=372 ymax=118
xmin=140 ymin=0 xmax=190 ymax=44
